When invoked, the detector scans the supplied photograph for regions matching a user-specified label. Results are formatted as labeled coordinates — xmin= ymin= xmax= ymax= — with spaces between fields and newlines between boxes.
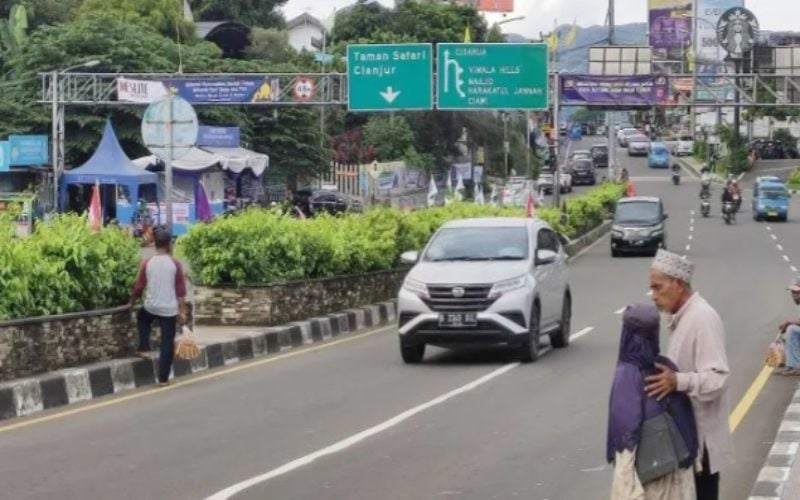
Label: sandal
xmin=158 ymin=381 xmax=172 ymax=387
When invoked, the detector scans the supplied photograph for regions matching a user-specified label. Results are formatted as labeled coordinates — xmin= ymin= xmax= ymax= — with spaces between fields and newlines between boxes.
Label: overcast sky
xmin=282 ymin=1 xmax=799 ymax=38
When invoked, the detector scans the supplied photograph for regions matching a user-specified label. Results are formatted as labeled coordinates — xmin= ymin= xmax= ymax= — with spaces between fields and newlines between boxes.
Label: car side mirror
xmin=400 ymin=250 xmax=420 ymax=265
xmin=535 ymin=249 xmax=557 ymax=266
xmin=663 ymin=213 xmax=669 ymax=220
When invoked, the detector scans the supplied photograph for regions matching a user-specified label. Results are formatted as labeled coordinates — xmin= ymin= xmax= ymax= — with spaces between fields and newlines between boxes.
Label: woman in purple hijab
xmin=607 ymin=303 xmax=698 ymax=499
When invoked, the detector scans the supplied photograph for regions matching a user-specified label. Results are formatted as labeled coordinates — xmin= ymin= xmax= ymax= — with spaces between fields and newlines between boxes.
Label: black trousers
xmin=137 ymin=308 xmax=177 ymax=383
xmin=695 ymin=446 xmax=720 ymax=500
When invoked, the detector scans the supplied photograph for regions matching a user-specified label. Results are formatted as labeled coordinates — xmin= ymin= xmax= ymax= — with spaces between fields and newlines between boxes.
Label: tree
xmin=77 ymin=0 xmax=195 ymax=40
xmin=246 ymin=28 xmax=298 ymax=64
xmin=0 ymin=4 xmax=28 ymax=75
xmin=193 ymin=0 xmax=287 ymax=28
xmin=363 ymin=116 xmax=415 ymax=162
xmin=6 ymin=0 xmax=81 ymax=28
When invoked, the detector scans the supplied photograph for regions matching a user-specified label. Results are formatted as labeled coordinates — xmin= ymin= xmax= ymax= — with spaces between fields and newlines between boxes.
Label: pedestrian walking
xmin=777 ymin=277 xmax=800 ymax=376
xmin=608 ymin=302 xmax=698 ymax=500
xmin=645 ymin=250 xmax=732 ymax=500
xmin=129 ymin=230 xmax=187 ymax=387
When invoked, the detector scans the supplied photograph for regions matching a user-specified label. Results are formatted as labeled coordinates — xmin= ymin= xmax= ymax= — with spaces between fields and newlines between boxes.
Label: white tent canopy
xmin=134 ymin=146 xmax=268 ymax=177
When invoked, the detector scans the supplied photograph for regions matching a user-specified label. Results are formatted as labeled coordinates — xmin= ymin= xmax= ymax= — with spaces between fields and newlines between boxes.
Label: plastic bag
xmin=766 ymin=337 xmax=785 ymax=368
xmin=175 ymin=325 xmax=200 ymax=360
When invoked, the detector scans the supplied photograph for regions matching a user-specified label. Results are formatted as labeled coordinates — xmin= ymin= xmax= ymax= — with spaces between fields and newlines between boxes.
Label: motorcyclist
xmin=619 ymin=167 xmax=630 ymax=183
xmin=700 ymin=165 xmax=712 ymax=198
xmin=731 ymin=179 xmax=742 ymax=211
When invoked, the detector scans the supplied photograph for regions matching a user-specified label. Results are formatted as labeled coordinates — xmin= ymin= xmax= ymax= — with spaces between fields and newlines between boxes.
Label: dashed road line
xmin=688 ymin=235 xmax=693 ymax=241
xmin=778 ymin=244 xmax=784 ymax=252
xmin=792 ymin=266 xmax=798 ymax=273
xmin=784 ymin=255 xmax=791 ymax=263
xmin=686 ymin=244 xmax=691 ymax=252
xmin=767 ymin=226 xmax=773 ymax=231
xmin=772 ymin=234 xmax=778 ymax=241
xmin=615 ymin=308 xmax=626 ymax=315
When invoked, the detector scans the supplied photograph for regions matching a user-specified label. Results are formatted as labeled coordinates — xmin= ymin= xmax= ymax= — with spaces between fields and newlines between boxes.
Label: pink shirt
xmin=667 ymin=292 xmax=733 ymax=474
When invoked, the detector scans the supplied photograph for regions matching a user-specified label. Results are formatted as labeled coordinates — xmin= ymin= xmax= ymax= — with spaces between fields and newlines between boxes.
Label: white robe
xmin=610 ymin=449 xmax=696 ymax=500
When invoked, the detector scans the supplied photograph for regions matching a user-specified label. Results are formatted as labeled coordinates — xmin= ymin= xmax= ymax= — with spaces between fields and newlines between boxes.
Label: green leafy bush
xmin=0 ymin=214 xmax=140 ymax=321
xmin=177 ymin=183 xmax=625 ymax=287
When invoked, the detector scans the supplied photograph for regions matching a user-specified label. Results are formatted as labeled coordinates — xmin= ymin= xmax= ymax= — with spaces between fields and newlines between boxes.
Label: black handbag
xmin=635 ymin=404 xmax=691 ymax=484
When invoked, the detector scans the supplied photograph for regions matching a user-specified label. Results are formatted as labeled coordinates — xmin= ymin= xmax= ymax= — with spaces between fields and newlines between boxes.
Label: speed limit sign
xmin=293 ymin=77 xmax=315 ymax=101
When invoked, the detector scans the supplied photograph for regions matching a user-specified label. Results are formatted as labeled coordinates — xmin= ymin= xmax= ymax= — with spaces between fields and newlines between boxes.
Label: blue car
xmin=753 ymin=181 xmax=790 ymax=222
xmin=648 ymin=143 xmax=670 ymax=168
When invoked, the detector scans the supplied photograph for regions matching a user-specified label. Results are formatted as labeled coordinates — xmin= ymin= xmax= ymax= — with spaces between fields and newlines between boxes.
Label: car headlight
xmin=402 ymin=278 xmax=429 ymax=299
xmin=488 ymin=275 xmax=527 ymax=300
xmin=611 ymin=225 xmax=625 ymax=237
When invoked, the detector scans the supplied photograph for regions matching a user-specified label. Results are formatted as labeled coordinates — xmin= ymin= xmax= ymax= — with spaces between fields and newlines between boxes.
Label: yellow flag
xmin=564 ymin=22 xmax=578 ymax=47
xmin=464 ymin=25 xmax=472 ymax=43
xmin=546 ymin=31 xmax=559 ymax=52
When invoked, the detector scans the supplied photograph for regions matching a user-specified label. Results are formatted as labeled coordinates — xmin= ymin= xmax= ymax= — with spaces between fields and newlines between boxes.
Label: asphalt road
xmin=0 ymin=151 xmax=798 ymax=500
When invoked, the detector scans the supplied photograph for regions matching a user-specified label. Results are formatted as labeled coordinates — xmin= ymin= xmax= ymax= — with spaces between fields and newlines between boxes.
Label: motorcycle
xmin=671 ymin=165 xmax=681 ymax=185
xmin=700 ymin=180 xmax=711 ymax=199
xmin=722 ymin=201 xmax=735 ymax=225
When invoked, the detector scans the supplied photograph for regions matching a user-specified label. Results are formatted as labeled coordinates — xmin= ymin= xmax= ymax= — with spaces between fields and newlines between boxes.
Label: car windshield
xmin=629 ymin=135 xmax=649 ymax=143
xmin=762 ymin=187 xmax=789 ymax=199
xmin=651 ymin=146 xmax=668 ymax=155
xmin=574 ymin=160 xmax=592 ymax=169
xmin=591 ymin=147 xmax=607 ymax=156
xmin=424 ymin=227 xmax=529 ymax=262
xmin=614 ymin=202 xmax=661 ymax=223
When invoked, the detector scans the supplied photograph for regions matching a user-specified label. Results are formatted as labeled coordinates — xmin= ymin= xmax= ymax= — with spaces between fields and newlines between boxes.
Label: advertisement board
xmin=648 ymin=0 xmax=693 ymax=49
xmin=560 ymin=75 xmax=670 ymax=106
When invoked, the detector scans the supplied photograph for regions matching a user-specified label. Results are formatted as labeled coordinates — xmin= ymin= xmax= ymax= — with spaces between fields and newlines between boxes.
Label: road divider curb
xmin=565 ymin=220 xmax=613 ymax=258
xmin=0 ymin=300 xmax=399 ymax=423
xmin=748 ymin=383 xmax=800 ymax=499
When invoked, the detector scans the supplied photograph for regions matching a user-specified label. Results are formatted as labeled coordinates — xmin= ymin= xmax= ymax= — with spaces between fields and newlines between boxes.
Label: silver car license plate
xmin=439 ymin=313 xmax=478 ymax=327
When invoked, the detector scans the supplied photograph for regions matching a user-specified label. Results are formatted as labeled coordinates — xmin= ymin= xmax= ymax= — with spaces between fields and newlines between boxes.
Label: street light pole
xmin=690 ymin=1 xmax=698 ymax=139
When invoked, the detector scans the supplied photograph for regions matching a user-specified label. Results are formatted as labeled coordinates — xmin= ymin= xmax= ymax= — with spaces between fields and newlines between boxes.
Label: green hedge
xmin=0 ymin=214 xmax=140 ymax=321
xmin=177 ymin=183 xmax=625 ymax=287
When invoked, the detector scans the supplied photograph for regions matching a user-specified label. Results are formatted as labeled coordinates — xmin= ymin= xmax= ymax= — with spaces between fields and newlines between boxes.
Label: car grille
xmin=423 ymin=285 xmax=495 ymax=312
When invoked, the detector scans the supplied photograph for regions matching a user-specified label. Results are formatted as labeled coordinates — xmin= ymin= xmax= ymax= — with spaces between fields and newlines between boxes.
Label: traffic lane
xmin=687 ymin=192 xmax=800 ymax=499
xmin=754 ymin=195 xmax=800 ymax=263
xmin=0 ymin=327 xmax=539 ymax=500
xmin=234 ymin=180 xmax=800 ymax=500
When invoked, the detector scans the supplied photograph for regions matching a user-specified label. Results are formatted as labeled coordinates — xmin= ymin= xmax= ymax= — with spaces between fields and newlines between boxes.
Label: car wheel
xmin=781 ymin=215 xmax=789 ymax=223
xmin=611 ymin=248 xmax=620 ymax=258
xmin=550 ymin=293 xmax=571 ymax=348
xmin=400 ymin=342 xmax=425 ymax=364
xmin=518 ymin=303 xmax=541 ymax=362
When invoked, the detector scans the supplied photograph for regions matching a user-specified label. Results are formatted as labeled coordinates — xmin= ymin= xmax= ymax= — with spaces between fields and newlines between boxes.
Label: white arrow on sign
xmin=380 ymin=87 xmax=401 ymax=104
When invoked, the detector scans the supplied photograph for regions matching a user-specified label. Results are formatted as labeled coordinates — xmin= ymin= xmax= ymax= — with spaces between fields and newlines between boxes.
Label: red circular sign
xmin=293 ymin=77 xmax=315 ymax=101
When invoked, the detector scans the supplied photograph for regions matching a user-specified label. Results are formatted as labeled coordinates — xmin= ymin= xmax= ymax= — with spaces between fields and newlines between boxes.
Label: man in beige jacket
xmin=644 ymin=250 xmax=732 ymax=500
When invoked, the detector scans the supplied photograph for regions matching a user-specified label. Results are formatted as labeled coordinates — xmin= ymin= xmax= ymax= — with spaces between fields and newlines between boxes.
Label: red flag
xmin=526 ymin=191 xmax=535 ymax=218
xmin=88 ymin=181 xmax=102 ymax=234
xmin=626 ymin=181 xmax=637 ymax=197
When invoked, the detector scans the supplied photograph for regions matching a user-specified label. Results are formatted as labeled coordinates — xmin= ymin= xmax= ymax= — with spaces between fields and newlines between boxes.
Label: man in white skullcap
xmin=645 ymin=249 xmax=731 ymax=500
xmin=777 ymin=276 xmax=800 ymax=376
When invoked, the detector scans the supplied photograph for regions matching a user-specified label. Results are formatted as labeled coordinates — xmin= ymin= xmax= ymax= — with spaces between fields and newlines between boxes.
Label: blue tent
xmin=60 ymin=120 xmax=158 ymax=210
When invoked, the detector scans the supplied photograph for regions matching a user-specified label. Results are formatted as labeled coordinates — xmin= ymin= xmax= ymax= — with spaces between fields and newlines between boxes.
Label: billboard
xmin=560 ymin=75 xmax=671 ymax=107
xmin=649 ymin=0 xmax=693 ymax=49
xmin=696 ymin=0 xmax=743 ymax=73
xmin=453 ymin=0 xmax=513 ymax=12
xmin=118 ymin=77 xmax=281 ymax=104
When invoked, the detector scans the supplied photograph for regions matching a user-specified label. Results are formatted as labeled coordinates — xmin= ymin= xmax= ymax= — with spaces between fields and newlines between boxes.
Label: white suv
xmin=397 ymin=218 xmax=572 ymax=364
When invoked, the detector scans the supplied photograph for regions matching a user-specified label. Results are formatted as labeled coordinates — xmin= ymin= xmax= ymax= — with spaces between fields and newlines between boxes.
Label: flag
xmin=194 ymin=180 xmax=212 ymax=222
xmin=564 ymin=20 xmax=578 ymax=47
xmin=546 ymin=31 xmax=559 ymax=52
xmin=445 ymin=171 xmax=454 ymax=206
xmin=475 ymin=185 xmax=485 ymax=205
xmin=464 ymin=25 xmax=472 ymax=43
xmin=88 ymin=181 xmax=102 ymax=234
xmin=626 ymin=181 xmax=637 ymax=197
xmin=526 ymin=190 xmax=536 ymax=218
xmin=427 ymin=177 xmax=438 ymax=207
xmin=455 ymin=172 xmax=465 ymax=202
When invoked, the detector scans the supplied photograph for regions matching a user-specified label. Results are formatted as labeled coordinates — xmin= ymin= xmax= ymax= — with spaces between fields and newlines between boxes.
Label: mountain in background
xmin=506 ymin=22 xmax=649 ymax=73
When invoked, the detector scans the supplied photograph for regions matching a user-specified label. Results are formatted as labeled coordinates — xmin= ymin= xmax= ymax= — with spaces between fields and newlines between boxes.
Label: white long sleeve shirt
xmin=666 ymin=292 xmax=733 ymax=474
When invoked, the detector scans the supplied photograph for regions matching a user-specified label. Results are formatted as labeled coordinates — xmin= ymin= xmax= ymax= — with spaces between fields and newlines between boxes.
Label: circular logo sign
xmin=141 ymin=94 xmax=198 ymax=161
xmin=451 ymin=287 xmax=465 ymax=298
xmin=293 ymin=77 xmax=315 ymax=102
xmin=717 ymin=7 xmax=759 ymax=59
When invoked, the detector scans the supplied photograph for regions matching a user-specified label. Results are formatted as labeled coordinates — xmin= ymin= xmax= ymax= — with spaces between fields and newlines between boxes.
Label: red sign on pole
xmin=293 ymin=77 xmax=315 ymax=102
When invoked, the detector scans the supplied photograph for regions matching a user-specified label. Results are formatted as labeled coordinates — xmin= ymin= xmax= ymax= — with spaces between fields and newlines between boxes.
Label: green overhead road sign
xmin=347 ymin=43 xmax=433 ymax=111
xmin=436 ymin=43 xmax=549 ymax=110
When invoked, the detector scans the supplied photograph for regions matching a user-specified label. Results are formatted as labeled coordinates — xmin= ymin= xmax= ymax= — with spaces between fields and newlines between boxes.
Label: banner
xmin=164 ymin=78 xmax=280 ymax=103
xmin=560 ymin=75 xmax=670 ymax=106
xmin=117 ymin=78 xmax=168 ymax=103
xmin=695 ymin=0 xmax=743 ymax=102
xmin=197 ymin=126 xmax=241 ymax=148
xmin=648 ymin=0 xmax=692 ymax=49
xmin=9 ymin=135 xmax=49 ymax=166
xmin=0 ymin=141 xmax=9 ymax=172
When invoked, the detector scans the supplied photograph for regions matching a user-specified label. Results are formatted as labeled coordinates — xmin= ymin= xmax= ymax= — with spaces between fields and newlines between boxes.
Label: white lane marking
xmin=204 ymin=362 xmax=521 ymax=499
xmin=615 ymin=308 xmax=626 ymax=315
xmin=772 ymin=234 xmax=778 ymax=241
xmin=767 ymin=226 xmax=773 ymax=231
xmin=205 ymin=325 xmax=600 ymax=499
xmin=571 ymin=327 xmax=595 ymax=341
xmin=686 ymin=244 xmax=691 ymax=252
xmin=688 ymin=235 xmax=693 ymax=241
xmin=793 ymin=266 xmax=799 ymax=273
xmin=784 ymin=255 xmax=791 ymax=263
xmin=778 ymin=244 xmax=784 ymax=251
xmin=690 ymin=219 xmax=695 ymax=225
xmin=690 ymin=226 xmax=695 ymax=232
xmin=690 ymin=210 xmax=696 ymax=216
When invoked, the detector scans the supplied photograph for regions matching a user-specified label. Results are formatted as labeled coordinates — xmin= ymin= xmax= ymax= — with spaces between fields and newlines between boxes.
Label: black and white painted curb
xmin=0 ymin=300 xmax=397 ymax=422
xmin=748 ymin=384 xmax=800 ymax=499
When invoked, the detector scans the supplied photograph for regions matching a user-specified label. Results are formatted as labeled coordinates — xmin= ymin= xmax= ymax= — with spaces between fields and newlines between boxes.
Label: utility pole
xmin=606 ymin=0 xmax=617 ymax=181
